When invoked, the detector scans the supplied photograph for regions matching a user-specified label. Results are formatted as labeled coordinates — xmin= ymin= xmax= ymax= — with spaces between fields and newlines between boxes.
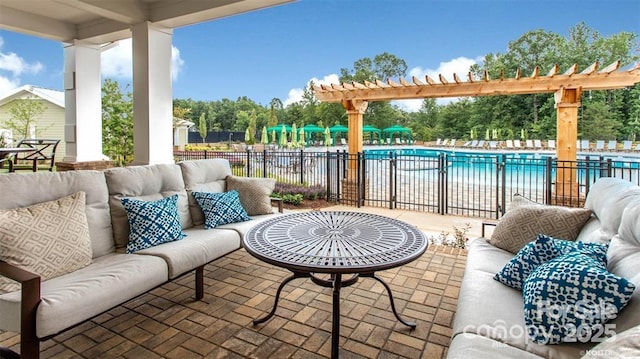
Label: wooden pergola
xmin=313 ymin=61 xmax=640 ymax=201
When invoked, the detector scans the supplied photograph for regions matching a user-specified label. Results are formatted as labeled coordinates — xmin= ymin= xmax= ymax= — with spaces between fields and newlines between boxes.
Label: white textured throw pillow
xmin=225 ymin=176 xmax=276 ymax=216
xmin=0 ymin=192 xmax=93 ymax=294
xmin=489 ymin=194 xmax=592 ymax=253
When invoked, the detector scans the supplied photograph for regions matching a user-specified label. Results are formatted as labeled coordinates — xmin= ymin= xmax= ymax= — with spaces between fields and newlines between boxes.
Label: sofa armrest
xmin=0 ymin=260 xmax=41 ymax=358
xmin=270 ymin=197 xmax=283 ymax=213
xmin=481 ymin=221 xmax=498 ymax=237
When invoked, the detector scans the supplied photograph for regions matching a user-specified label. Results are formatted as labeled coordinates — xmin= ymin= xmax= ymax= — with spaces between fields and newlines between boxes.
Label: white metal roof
xmin=0 ymin=84 xmax=65 ymax=107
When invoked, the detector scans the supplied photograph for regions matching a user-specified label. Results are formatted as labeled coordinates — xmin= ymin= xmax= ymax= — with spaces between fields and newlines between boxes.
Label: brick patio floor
xmin=0 ymin=209 xmax=473 ymax=358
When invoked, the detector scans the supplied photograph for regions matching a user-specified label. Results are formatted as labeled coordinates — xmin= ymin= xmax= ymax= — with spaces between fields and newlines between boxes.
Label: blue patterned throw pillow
xmin=193 ymin=190 xmax=250 ymax=229
xmin=523 ymin=249 xmax=635 ymax=344
xmin=494 ymin=234 xmax=608 ymax=290
xmin=121 ymin=194 xmax=186 ymax=253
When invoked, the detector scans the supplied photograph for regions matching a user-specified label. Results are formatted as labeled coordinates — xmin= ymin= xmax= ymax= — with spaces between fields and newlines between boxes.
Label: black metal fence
xmin=174 ymin=149 xmax=640 ymax=219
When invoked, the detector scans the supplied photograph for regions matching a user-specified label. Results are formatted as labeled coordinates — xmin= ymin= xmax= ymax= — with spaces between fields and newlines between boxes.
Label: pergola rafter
xmin=312 ymin=61 xmax=640 ymax=203
xmin=314 ymin=61 xmax=640 ymax=102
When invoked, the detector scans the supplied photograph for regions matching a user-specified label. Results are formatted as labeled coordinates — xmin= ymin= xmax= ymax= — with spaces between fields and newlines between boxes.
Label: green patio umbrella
xmin=329 ymin=124 xmax=348 ymax=145
xmin=291 ymin=123 xmax=298 ymax=144
xmin=382 ymin=124 xmax=412 ymax=143
xmin=363 ymin=125 xmax=381 ymax=142
xmin=303 ymin=124 xmax=325 ymax=146
xmin=280 ymin=124 xmax=287 ymax=146
xmin=244 ymin=128 xmax=250 ymax=143
xmin=268 ymin=124 xmax=291 ymax=133
xmin=271 ymin=129 xmax=277 ymax=143
xmin=261 ymin=126 xmax=268 ymax=144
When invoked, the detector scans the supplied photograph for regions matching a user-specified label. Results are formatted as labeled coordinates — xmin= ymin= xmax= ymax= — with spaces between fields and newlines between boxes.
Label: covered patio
xmin=0 ymin=206 xmax=473 ymax=358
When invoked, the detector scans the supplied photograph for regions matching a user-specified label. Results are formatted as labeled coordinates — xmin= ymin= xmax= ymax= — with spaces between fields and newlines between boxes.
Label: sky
xmin=0 ymin=0 xmax=639 ymax=112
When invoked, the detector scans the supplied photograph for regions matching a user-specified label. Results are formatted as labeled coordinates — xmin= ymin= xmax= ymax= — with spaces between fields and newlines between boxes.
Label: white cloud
xmin=0 ymin=76 xmax=20 ymax=98
xmin=101 ymin=38 xmax=185 ymax=81
xmin=0 ymin=36 xmax=44 ymax=97
xmin=285 ymin=73 xmax=340 ymax=106
xmin=394 ymin=56 xmax=482 ymax=112
xmin=171 ymin=46 xmax=184 ymax=81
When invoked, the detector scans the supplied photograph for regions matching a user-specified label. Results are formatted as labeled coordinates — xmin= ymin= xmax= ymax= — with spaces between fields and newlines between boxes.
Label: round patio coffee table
xmin=243 ymin=211 xmax=427 ymax=359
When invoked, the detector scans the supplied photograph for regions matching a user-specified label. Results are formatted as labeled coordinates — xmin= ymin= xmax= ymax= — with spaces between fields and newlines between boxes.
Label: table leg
xmin=331 ymin=273 xmax=342 ymax=359
xmin=253 ymin=272 xmax=306 ymax=325
xmin=364 ymin=273 xmax=416 ymax=329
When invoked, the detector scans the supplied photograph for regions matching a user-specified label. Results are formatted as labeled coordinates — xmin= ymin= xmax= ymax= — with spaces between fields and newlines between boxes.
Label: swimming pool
xmin=364 ymin=147 xmax=640 ymax=171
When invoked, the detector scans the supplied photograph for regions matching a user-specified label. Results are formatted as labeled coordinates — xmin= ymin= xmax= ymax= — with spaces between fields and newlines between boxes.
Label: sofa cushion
xmin=0 ymin=192 xmax=93 ymax=294
xmin=489 ymin=194 xmax=592 ymax=253
xmin=494 ymin=234 xmax=609 ymax=290
xmin=581 ymin=177 xmax=640 ymax=243
xmin=0 ymin=170 xmax=113 ymax=258
xmin=135 ymin=226 xmax=241 ymax=278
xmin=605 ymin=203 xmax=640 ymax=334
xmin=581 ymin=324 xmax=640 ymax=358
xmin=179 ymin=159 xmax=233 ymax=226
xmin=523 ymin=249 xmax=635 ymax=345
xmin=217 ymin=213 xmax=281 ymax=238
xmin=121 ymin=194 xmax=186 ymax=253
xmin=448 ymin=333 xmax=543 ymax=359
xmin=193 ymin=190 xmax=250 ymax=228
xmin=105 ymin=164 xmax=192 ymax=249
xmin=0 ymin=253 xmax=168 ymax=337
xmin=226 ymin=175 xmax=276 ymax=216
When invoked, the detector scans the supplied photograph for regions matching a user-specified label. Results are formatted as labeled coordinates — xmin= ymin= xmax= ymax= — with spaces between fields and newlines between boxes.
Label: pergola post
xmin=344 ymin=99 xmax=368 ymax=160
xmin=342 ymin=99 xmax=368 ymax=205
xmin=554 ymin=87 xmax=582 ymax=204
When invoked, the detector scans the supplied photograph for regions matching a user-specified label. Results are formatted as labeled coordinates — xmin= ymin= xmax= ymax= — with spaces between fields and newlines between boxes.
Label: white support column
xmin=63 ymin=41 xmax=103 ymax=162
xmin=131 ymin=21 xmax=174 ymax=165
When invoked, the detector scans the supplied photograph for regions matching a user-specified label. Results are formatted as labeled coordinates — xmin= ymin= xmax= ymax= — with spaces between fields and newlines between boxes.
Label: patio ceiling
xmin=0 ymin=0 xmax=294 ymax=44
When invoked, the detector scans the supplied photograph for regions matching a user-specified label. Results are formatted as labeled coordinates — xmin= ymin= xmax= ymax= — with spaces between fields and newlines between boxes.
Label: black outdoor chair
xmin=9 ymin=139 xmax=60 ymax=172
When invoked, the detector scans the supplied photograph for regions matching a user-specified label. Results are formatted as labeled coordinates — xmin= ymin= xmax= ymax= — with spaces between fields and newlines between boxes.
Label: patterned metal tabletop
xmin=243 ymin=211 xmax=427 ymax=273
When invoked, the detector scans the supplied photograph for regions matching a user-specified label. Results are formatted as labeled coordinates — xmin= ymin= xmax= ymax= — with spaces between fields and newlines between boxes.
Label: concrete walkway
xmin=290 ymin=204 xmax=486 ymax=243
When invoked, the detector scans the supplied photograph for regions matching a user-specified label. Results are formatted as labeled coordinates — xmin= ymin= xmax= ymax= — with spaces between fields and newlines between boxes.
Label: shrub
xmin=274 ymin=182 xmax=326 ymax=200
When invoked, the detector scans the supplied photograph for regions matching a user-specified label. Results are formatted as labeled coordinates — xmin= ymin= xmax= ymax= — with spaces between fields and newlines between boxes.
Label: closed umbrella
xmin=261 ymin=126 xmax=268 ymax=144
xmin=291 ymin=123 xmax=297 ymax=145
xmin=280 ymin=124 xmax=287 ymax=146
xmin=271 ymin=129 xmax=276 ymax=143
xmin=299 ymin=126 xmax=306 ymax=146
xmin=245 ymin=128 xmax=250 ymax=142
xmin=324 ymin=126 xmax=331 ymax=146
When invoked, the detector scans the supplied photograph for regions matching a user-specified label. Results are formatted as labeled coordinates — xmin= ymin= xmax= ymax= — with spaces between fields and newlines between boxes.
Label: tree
xmin=198 ymin=113 xmax=207 ymax=143
xmin=102 ymin=79 xmax=133 ymax=166
xmin=579 ymin=102 xmax=619 ymax=140
xmin=3 ymin=97 xmax=46 ymax=140
xmin=248 ymin=109 xmax=257 ymax=144
xmin=268 ymin=98 xmax=282 ymax=127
